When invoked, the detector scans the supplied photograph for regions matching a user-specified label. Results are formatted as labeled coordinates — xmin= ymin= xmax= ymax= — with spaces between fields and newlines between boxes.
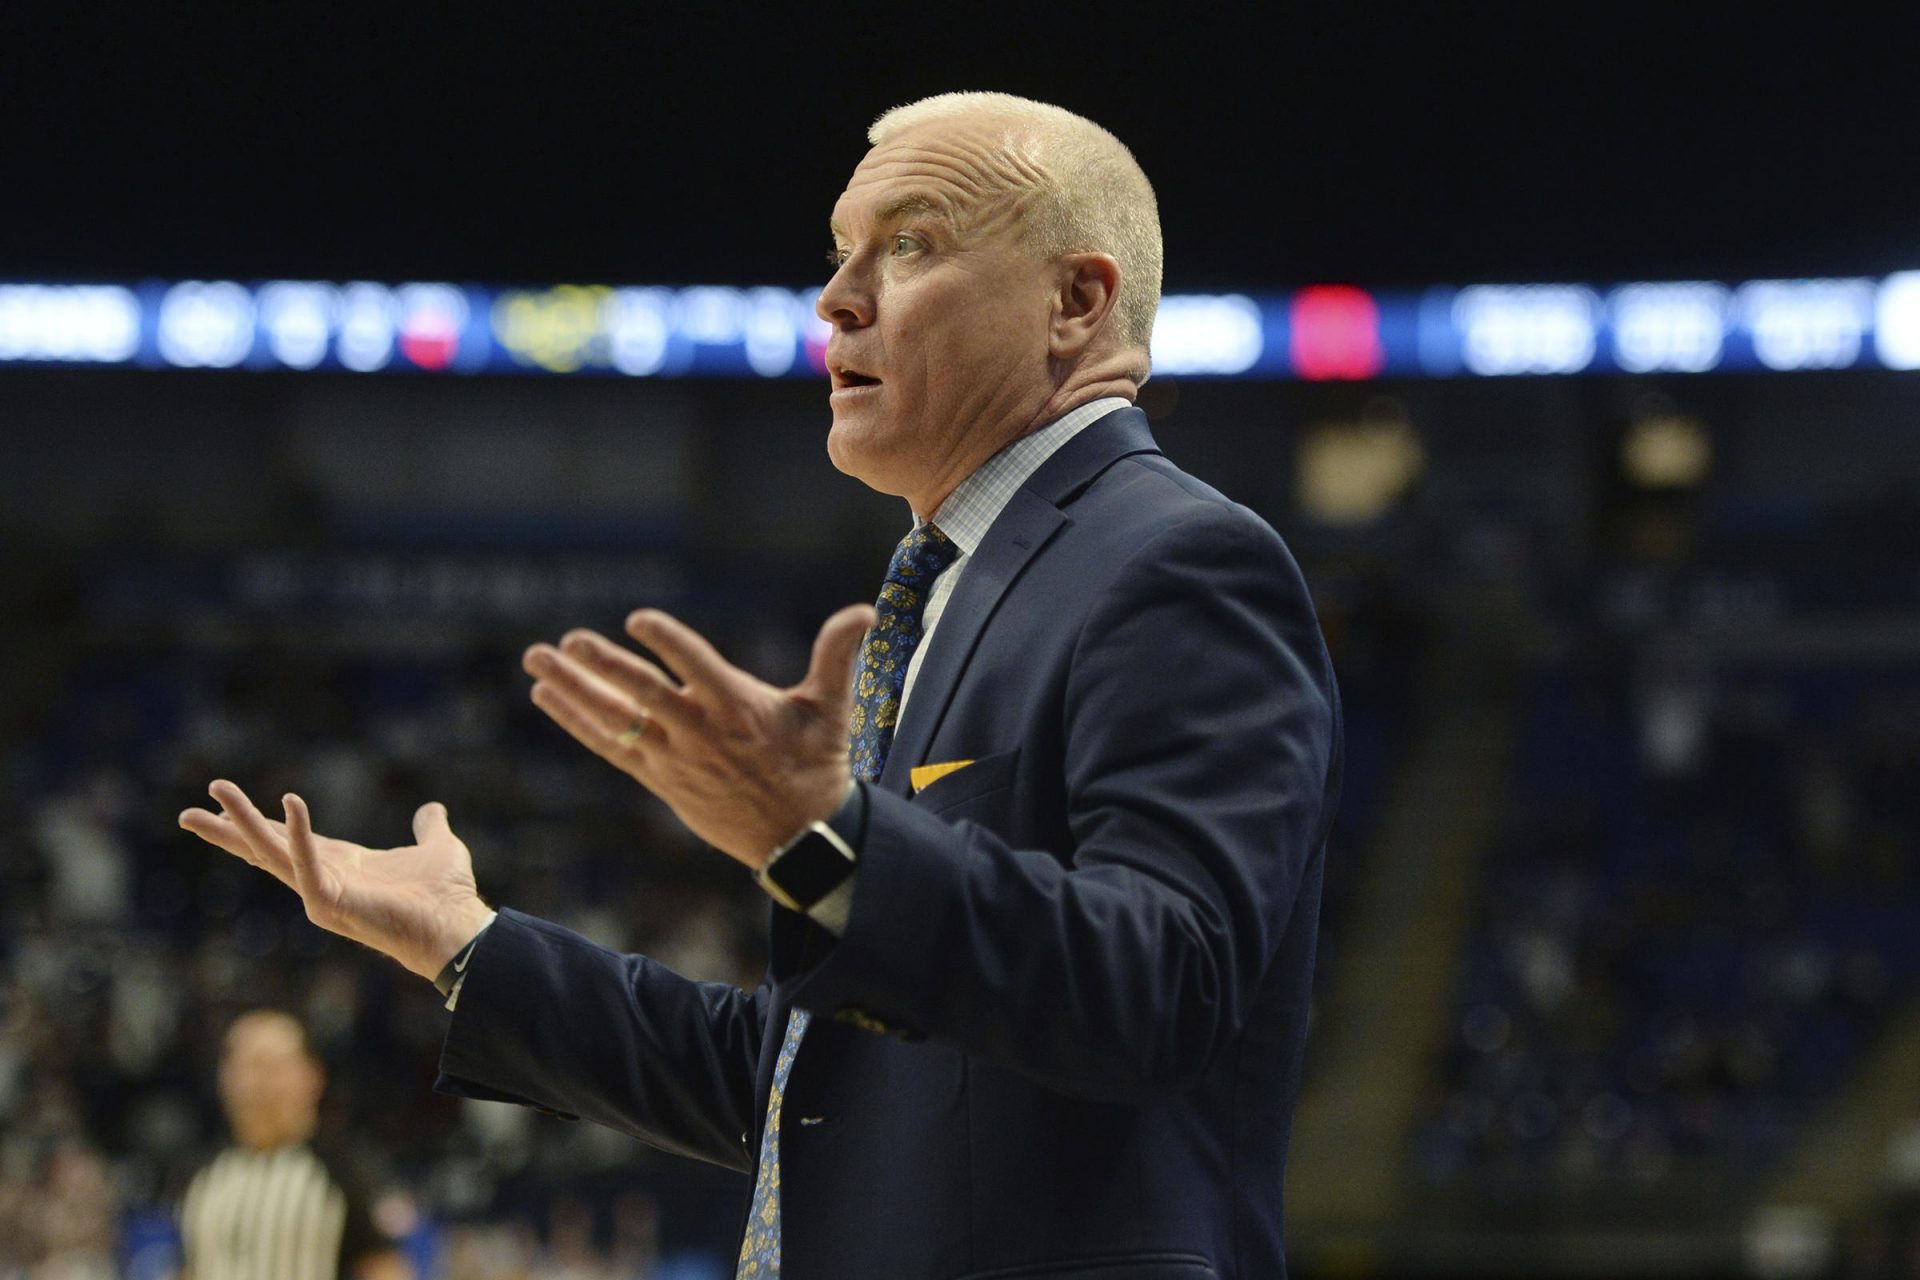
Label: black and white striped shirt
xmin=179 ymin=1144 xmax=383 ymax=1280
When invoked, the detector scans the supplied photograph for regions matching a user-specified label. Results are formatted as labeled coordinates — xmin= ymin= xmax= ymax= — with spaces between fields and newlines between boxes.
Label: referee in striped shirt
xmin=179 ymin=1010 xmax=410 ymax=1280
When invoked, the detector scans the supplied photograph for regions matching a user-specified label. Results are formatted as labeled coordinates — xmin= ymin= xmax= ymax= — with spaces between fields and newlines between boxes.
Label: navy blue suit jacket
xmin=437 ymin=406 xmax=1342 ymax=1278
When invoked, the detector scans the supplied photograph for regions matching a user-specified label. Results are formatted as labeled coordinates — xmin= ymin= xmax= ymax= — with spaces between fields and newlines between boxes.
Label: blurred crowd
xmin=2 ymin=625 xmax=770 ymax=1277
xmin=1420 ymin=638 xmax=1920 ymax=1211
xmin=4 ymin=451 xmax=1917 ymax=1275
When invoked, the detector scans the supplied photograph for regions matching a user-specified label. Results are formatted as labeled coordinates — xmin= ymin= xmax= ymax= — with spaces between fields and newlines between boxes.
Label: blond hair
xmin=869 ymin=92 xmax=1163 ymax=360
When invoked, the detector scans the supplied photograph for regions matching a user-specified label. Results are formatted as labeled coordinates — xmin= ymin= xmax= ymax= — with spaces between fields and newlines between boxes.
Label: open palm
xmin=179 ymin=780 xmax=494 ymax=981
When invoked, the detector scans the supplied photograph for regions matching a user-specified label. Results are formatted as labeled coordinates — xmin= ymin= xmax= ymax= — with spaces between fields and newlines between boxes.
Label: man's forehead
xmin=828 ymin=122 xmax=1034 ymax=236
xmin=828 ymin=188 xmax=958 ymax=238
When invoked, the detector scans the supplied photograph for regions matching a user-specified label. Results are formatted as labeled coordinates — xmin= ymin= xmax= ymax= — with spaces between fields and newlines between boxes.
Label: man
xmin=182 ymin=92 xmax=1342 ymax=1277
xmin=179 ymin=1010 xmax=410 ymax=1280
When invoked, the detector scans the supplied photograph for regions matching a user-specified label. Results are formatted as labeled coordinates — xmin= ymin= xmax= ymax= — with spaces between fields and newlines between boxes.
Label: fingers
xmin=180 ymin=807 xmax=288 ymax=880
xmin=626 ymin=609 xmax=749 ymax=699
xmin=802 ymin=604 xmax=877 ymax=705
xmin=529 ymin=678 xmax=653 ymax=773
xmin=281 ymin=792 xmax=324 ymax=902
xmin=523 ymin=643 xmax=662 ymax=739
xmin=207 ymin=780 xmax=298 ymax=878
xmin=553 ymin=630 xmax=700 ymax=732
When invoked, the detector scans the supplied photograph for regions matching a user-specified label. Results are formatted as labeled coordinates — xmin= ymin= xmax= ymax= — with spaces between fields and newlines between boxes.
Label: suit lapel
xmin=879 ymin=489 xmax=1062 ymax=793
xmin=876 ymin=406 xmax=1162 ymax=793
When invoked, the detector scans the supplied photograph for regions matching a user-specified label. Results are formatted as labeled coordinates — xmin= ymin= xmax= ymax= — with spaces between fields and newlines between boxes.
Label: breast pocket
xmin=911 ymin=747 xmax=1020 ymax=816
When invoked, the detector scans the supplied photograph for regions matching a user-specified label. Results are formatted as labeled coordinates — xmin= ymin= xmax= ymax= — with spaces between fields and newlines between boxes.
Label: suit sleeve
xmin=769 ymin=508 xmax=1340 ymax=1103
xmin=435 ymin=908 xmax=767 ymax=1171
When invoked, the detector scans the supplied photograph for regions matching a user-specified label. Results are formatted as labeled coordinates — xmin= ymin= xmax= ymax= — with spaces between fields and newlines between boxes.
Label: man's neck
xmin=911 ymin=395 xmax=1131 ymax=530
xmin=909 ymin=387 xmax=1135 ymax=521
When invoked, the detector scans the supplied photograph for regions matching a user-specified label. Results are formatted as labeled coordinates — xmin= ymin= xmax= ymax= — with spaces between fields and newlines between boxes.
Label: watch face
xmin=767 ymin=829 xmax=855 ymax=907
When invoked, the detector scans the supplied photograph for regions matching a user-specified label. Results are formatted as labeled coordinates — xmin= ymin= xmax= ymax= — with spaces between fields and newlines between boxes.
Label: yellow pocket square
xmin=910 ymin=760 xmax=974 ymax=793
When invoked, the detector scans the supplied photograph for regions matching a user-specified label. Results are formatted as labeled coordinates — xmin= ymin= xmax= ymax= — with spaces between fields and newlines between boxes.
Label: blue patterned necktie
xmin=847 ymin=522 xmax=961 ymax=782
xmin=736 ymin=522 xmax=959 ymax=1277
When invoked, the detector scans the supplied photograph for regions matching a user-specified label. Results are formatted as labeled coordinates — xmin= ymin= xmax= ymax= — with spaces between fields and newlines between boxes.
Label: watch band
xmin=756 ymin=819 xmax=858 ymax=914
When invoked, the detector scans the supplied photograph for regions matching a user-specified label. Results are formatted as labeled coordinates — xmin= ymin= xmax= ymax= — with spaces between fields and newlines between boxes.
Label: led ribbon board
xmin=3 ymin=273 xmax=1917 ymax=378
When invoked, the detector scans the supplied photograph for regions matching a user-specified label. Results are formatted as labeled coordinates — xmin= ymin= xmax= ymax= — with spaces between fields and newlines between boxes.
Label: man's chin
xmin=826 ymin=419 xmax=911 ymax=497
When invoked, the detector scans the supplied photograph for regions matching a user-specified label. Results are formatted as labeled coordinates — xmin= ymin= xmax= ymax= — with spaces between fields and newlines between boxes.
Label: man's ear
xmin=1049 ymin=252 xmax=1122 ymax=361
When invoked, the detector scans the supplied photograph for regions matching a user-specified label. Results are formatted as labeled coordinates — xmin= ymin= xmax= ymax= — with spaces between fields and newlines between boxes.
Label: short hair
xmin=869 ymin=92 xmax=1163 ymax=362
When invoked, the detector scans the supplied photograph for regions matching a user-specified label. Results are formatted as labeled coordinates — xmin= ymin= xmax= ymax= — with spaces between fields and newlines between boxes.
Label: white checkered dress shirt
xmin=899 ymin=397 xmax=1130 ymax=722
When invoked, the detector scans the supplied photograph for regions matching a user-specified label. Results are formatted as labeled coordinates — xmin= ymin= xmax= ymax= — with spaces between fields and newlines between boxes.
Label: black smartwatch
xmin=756 ymin=820 xmax=857 ymax=913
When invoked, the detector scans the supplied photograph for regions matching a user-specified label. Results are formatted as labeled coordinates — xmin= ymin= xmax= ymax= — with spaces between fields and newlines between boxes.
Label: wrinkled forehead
xmin=829 ymin=119 xmax=1044 ymax=236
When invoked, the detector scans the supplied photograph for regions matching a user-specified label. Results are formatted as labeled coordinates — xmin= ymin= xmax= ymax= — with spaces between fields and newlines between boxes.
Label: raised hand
xmin=522 ymin=604 xmax=875 ymax=868
xmin=179 ymin=781 xmax=495 ymax=980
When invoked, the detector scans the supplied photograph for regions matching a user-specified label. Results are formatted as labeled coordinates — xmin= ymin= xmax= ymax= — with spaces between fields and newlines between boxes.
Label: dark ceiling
xmin=5 ymin=2 xmax=1915 ymax=290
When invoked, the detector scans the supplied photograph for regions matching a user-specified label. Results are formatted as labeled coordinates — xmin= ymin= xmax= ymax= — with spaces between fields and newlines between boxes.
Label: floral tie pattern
xmin=736 ymin=522 xmax=959 ymax=1277
xmin=848 ymin=523 xmax=960 ymax=783
xmin=734 ymin=1007 xmax=810 ymax=1274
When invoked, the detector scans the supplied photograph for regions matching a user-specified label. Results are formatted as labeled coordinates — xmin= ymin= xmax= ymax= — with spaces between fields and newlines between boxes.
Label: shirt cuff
xmin=440 ymin=911 xmax=499 ymax=1011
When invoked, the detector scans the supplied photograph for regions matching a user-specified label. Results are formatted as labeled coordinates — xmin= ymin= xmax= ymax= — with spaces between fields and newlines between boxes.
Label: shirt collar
xmin=920 ymin=397 xmax=1131 ymax=556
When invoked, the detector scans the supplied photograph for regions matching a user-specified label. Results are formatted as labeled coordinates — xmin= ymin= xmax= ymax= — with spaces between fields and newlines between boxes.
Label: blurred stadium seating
xmin=2 ymin=366 xmax=1918 ymax=1279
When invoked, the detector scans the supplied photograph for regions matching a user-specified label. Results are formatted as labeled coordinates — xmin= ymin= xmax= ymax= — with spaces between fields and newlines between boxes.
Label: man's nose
xmin=816 ymin=260 xmax=874 ymax=329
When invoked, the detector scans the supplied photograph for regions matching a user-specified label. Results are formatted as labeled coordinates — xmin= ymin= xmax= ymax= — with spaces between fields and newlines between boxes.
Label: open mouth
xmin=831 ymin=365 xmax=881 ymax=390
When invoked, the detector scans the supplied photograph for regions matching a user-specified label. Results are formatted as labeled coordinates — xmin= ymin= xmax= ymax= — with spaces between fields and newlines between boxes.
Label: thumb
xmin=803 ymin=603 xmax=877 ymax=705
xmin=412 ymin=801 xmax=454 ymax=845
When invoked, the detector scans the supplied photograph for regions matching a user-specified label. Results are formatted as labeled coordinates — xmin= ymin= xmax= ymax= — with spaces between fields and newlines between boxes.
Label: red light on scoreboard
xmin=397 ymin=285 xmax=468 ymax=371
xmin=1290 ymin=285 xmax=1383 ymax=380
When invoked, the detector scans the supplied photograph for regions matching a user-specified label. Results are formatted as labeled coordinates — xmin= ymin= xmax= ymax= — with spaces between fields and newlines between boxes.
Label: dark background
xmin=7 ymin=2 xmax=1919 ymax=288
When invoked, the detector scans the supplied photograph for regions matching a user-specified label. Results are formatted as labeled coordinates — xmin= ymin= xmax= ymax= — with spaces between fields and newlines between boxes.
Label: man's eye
xmin=890 ymin=234 xmax=920 ymax=256
xmin=826 ymin=249 xmax=849 ymax=271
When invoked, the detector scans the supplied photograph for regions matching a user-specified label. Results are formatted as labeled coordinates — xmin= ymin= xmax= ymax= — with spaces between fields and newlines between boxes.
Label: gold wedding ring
xmin=615 ymin=712 xmax=651 ymax=747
